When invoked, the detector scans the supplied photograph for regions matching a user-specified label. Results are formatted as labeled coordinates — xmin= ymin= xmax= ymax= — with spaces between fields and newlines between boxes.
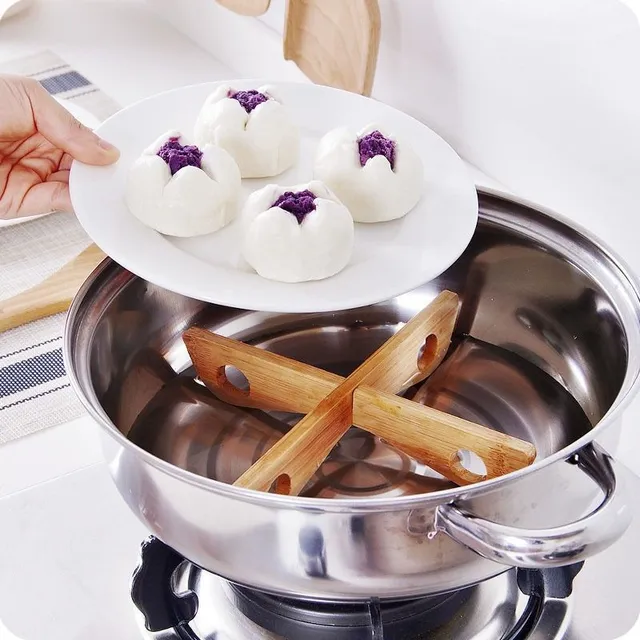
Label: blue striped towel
xmin=0 ymin=51 xmax=119 ymax=443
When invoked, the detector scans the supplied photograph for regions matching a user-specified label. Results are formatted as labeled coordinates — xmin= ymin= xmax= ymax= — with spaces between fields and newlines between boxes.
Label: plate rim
xmin=69 ymin=79 xmax=479 ymax=313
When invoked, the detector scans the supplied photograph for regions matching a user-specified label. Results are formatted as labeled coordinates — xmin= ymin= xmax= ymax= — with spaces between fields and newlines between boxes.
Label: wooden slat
xmin=184 ymin=318 xmax=537 ymax=489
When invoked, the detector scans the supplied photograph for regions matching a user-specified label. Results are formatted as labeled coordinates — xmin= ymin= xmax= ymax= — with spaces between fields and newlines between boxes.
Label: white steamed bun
xmin=313 ymin=123 xmax=424 ymax=223
xmin=194 ymin=84 xmax=299 ymax=179
xmin=242 ymin=180 xmax=354 ymax=283
xmin=125 ymin=130 xmax=241 ymax=237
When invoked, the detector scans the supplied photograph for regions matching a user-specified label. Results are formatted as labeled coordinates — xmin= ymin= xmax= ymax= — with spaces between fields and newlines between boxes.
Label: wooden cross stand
xmin=183 ymin=291 xmax=537 ymax=495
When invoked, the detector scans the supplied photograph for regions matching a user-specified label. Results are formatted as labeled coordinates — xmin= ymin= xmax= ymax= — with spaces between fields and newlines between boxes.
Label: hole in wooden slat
xmin=216 ymin=365 xmax=250 ymax=396
xmin=456 ymin=449 xmax=487 ymax=476
xmin=417 ymin=334 xmax=439 ymax=372
xmin=450 ymin=449 xmax=488 ymax=484
xmin=274 ymin=474 xmax=292 ymax=495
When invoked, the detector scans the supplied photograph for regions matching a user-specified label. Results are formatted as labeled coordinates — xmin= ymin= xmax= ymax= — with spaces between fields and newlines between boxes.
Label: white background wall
xmin=148 ymin=0 xmax=640 ymax=251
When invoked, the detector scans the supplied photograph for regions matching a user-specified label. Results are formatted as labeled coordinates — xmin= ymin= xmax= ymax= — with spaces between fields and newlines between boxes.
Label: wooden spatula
xmin=184 ymin=292 xmax=537 ymax=493
xmin=215 ymin=0 xmax=270 ymax=16
xmin=0 ymin=243 xmax=106 ymax=333
xmin=284 ymin=0 xmax=381 ymax=96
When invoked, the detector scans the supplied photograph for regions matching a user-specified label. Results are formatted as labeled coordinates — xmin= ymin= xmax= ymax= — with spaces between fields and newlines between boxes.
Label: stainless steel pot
xmin=64 ymin=191 xmax=640 ymax=600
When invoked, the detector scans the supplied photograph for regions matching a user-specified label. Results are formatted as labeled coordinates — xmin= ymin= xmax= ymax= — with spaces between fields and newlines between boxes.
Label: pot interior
xmin=72 ymin=193 xmax=639 ymax=499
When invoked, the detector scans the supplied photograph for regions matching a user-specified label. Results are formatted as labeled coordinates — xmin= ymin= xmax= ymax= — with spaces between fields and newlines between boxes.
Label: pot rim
xmin=64 ymin=188 xmax=640 ymax=512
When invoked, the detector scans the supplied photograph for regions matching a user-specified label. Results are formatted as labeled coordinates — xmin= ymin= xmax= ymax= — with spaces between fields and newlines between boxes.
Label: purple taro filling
xmin=357 ymin=130 xmax=396 ymax=170
xmin=229 ymin=89 xmax=269 ymax=113
xmin=157 ymin=137 xmax=203 ymax=175
xmin=273 ymin=190 xmax=316 ymax=224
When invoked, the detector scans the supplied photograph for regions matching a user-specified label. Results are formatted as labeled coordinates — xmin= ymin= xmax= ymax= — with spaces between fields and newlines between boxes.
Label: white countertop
xmin=0 ymin=2 xmax=639 ymax=638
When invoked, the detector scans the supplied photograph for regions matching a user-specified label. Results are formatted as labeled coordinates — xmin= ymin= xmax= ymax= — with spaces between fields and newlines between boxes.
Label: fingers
xmin=59 ymin=153 xmax=73 ymax=171
xmin=17 ymin=181 xmax=72 ymax=216
xmin=23 ymin=78 xmax=120 ymax=166
xmin=47 ymin=170 xmax=70 ymax=184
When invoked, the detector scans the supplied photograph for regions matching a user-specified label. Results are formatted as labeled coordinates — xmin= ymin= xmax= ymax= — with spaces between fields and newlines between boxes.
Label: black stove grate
xmin=131 ymin=536 xmax=582 ymax=640
xmin=229 ymin=583 xmax=472 ymax=639
xmin=131 ymin=538 xmax=200 ymax=638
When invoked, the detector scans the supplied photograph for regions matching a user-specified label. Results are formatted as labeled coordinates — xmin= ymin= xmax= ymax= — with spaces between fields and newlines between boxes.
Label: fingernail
xmin=98 ymin=137 xmax=118 ymax=152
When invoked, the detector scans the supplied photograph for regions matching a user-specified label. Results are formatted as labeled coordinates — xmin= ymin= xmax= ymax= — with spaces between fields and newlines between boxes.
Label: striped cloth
xmin=0 ymin=51 xmax=119 ymax=444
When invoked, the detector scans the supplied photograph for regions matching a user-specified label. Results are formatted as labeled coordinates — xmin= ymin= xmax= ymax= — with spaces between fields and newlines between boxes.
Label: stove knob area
xmin=131 ymin=536 xmax=199 ymax=633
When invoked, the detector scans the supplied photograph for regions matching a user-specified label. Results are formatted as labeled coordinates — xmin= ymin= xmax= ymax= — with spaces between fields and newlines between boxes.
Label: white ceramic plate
xmin=69 ymin=81 xmax=478 ymax=313
xmin=0 ymin=97 xmax=101 ymax=229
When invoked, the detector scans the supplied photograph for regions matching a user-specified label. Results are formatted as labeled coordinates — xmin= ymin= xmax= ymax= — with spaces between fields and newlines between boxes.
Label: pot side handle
xmin=434 ymin=443 xmax=632 ymax=568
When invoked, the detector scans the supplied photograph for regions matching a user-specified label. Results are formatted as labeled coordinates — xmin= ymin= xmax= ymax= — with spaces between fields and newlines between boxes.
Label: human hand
xmin=0 ymin=74 xmax=120 ymax=220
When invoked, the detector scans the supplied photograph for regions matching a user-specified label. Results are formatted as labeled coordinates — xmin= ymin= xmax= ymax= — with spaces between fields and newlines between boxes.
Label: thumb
xmin=26 ymin=79 xmax=120 ymax=166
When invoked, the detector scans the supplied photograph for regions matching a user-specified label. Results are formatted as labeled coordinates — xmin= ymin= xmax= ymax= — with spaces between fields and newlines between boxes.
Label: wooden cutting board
xmin=284 ymin=0 xmax=381 ymax=96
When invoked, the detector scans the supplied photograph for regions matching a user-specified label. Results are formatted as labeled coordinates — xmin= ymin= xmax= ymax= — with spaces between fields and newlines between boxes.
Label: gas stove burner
xmin=228 ymin=584 xmax=471 ymax=639
xmin=132 ymin=537 xmax=583 ymax=639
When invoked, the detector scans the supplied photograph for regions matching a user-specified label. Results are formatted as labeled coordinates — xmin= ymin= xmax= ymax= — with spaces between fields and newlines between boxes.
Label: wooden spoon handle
xmin=0 ymin=244 xmax=106 ymax=333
